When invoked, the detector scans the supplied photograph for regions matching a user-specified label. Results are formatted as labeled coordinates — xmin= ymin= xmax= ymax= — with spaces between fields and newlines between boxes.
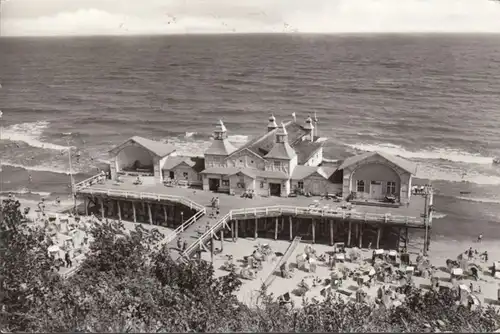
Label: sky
xmin=2 ymin=0 xmax=500 ymax=36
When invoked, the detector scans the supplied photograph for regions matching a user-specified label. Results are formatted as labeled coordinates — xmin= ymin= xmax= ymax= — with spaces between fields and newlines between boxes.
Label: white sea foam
xmin=1 ymin=121 xmax=70 ymax=151
xmin=2 ymin=161 xmax=73 ymax=175
xmin=455 ymin=196 xmax=500 ymax=205
xmin=185 ymin=132 xmax=196 ymax=138
xmin=432 ymin=212 xmax=447 ymax=219
xmin=0 ymin=188 xmax=51 ymax=197
xmin=347 ymin=143 xmax=494 ymax=165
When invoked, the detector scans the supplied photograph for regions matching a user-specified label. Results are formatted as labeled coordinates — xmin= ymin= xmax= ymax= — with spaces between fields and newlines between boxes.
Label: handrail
xmin=178 ymin=205 xmax=424 ymax=262
xmin=160 ymin=208 xmax=207 ymax=247
xmin=79 ymin=187 xmax=205 ymax=212
xmin=75 ymin=174 xmax=105 ymax=191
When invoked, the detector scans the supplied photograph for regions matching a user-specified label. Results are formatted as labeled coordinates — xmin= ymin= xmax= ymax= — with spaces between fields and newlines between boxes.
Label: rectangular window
xmin=222 ymin=180 xmax=230 ymax=187
xmin=298 ymin=181 xmax=304 ymax=189
xmin=273 ymin=161 xmax=281 ymax=169
xmin=357 ymin=180 xmax=365 ymax=192
xmin=386 ymin=181 xmax=396 ymax=195
xmin=183 ymin=172 xmax=188 ymax=178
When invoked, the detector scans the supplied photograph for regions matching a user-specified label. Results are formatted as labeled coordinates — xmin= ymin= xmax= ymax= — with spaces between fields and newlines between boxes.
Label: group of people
xmin=177 ymin=236 xmax=188 ymax=252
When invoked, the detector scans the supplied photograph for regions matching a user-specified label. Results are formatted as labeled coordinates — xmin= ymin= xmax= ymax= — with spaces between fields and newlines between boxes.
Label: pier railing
xmin=78 ymin=187 xmax=205 ymax=212
xmin=179 ymin=205 xmax=424 ymax=262
xmin=75 ymin=174 xmax=105 ymax=192
xmin=263 ymin=236 xmax=302 ymax=288
xmin=157 ymin=208 xmax=207 ymax=248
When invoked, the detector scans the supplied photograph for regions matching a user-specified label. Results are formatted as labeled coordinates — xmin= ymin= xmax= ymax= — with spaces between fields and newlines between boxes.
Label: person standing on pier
xmin=215 ymin=197 xmax=220 ymax=210
xmin=177 ymin=236 xmax=182 ymax=249
xmin=182 ymin=240 xmax=187 ymax=252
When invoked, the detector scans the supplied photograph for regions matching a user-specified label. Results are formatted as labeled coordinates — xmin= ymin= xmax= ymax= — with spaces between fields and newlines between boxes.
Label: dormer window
xmin=273 ymin=161 xmax=281 ymax=169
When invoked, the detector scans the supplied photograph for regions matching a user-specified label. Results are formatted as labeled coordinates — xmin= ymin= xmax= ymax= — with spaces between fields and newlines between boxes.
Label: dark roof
xmin=291 ymin=165 xmax=336 ymax=180
xmin=264 ymin=142 xmax=296 ymax=160
xmin=294 ymin=140 xmax=324 ymax=164
xmin=162 ymin=156 xmax=205 ymax=172
xmin=200 ymin=167 xmax=289 ymax=180
xmin=109 ymin=136 xmax=176 ymax=158
xmin=338 ymin=151 xmax=417 ymax=174
xmin=230 ymin=121 xmax=308 ymax=158
xmin=205 ymin=139 xmax=237 ymax=156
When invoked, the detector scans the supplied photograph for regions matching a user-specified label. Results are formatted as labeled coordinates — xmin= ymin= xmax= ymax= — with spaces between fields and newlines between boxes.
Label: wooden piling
xmin=274 ymin=217 xmax=278 ymax=240
xmin=117 ymin=200 xmax=122 ymax=220
xmin=312 ymin=219 xmax=316 ymax=244
xmin=210 ymin=234 xmax=214 ymax=263
xmin=289 ymin=216 xmax=293 ymax=241
xmin=132 ymin=201 xmax=137 ymax=223
xmin=254 ymin=218 xmax=258 ymax=240
xmin=347 ymin=220 xmax=352 ymax=246
xmin=231 ymin=221 xmax=235 ymax=242
xmin=100 ymin=198 xmax=105 ymax=219
xmin=235 ymin=220 xmax=239 ymax=240
xmin=376 ymin=226 xmax=381 ymax=249
xmin=329 ymin=219 xmax=334 ymax=246
xmin=359 ymin=223 xmax=363 ymax=248
xmin=148 ymin=203 xmax=153 ymax=224
xmin=404 ymin=227 xmax=409 ymax=250
xmin=397 ymin=227 xmax=401 ymax=252
xmin=220 ymin=230 xmax=224 ymax=252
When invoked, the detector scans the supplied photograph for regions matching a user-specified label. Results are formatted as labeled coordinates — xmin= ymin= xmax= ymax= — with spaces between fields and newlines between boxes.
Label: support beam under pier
xmin=132 ymin=202 xmax=137 ymax=223
xmin=274 ymin=217 xmax=278 ymax=240
xmin=117 ymin=200 xmax=122 ymax=221
xmin=289 ymin=216 xmax=293 ymax=241
xmin=254 ymin=218 xmax=258 ymax=240
xmin=329 ymin=219 xmax=334 ymax=246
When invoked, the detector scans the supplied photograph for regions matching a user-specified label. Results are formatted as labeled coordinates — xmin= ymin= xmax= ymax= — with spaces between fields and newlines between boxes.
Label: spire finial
xmin=281 ymin=122 xmax=287 ymax=135
xmin=218 ymin=119 xmax=227 ymax=132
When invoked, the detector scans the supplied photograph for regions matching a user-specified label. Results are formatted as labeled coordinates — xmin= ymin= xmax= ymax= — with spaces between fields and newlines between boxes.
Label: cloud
xmin=2 ymin=0 xmax=500 ymax=36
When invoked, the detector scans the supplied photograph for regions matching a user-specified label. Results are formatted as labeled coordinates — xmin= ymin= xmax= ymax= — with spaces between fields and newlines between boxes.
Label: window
xmin=260 ymin=181 xmax=265 ymax=188
xmin=183 ymin=172 xmax=189 ymax=180
xmin=357 ymin=180 xmax=365 ymax=192
xmin=222 ymin=180 xmax=230 ymax=187
xmin=273 ymin=161 xmax=281 ymax=169
xmin=298 ymin=181 xmax=304 ymax=189
xmin=239 ymin=159 xmax=243 ymax=163
xmin=251 ymin=160 xmax=254 ymax=164
xmin=387 ymin=181 xmax=396 ymax=195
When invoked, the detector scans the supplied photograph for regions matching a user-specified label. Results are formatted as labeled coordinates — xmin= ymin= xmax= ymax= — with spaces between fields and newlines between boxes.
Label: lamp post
xmin=180 ymin=211 xmax=184 ymax=232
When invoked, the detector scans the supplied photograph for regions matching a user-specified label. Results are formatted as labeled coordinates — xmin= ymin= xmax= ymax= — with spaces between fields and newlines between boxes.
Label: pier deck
xmin=76 ymin=177 xmax=429 ymax=261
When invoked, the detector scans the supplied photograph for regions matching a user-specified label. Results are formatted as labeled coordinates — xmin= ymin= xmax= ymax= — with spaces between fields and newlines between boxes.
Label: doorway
xmin=169 ymin=171 xmax=175 ymax=179
xmin=269 ymin=183 xmax=281 ymax=197
xmin=370 ymin=181 xmax=382 ymax=199
xmin=209 ymin=178 xmax=220 ymax=191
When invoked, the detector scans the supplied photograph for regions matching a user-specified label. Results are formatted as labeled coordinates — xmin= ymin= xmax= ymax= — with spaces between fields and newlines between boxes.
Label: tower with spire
xmin=264 ymin=122 xmax=297 ymax=174
xmin=267 ymin=114 xmax=278 ymax=132
xmin=303 ymin=115 xmax=315 ymax=142
xmin=204 ymin=120 xmax=236 ymax=167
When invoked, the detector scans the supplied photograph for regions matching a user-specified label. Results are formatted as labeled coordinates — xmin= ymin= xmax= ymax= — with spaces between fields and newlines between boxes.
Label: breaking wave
xmin=347 ymin=142 xmax=494 ymax=165
xmin=455 ymin=196 xmax=500 ymax=205
xmin=0 ymin=188 xmax=51 ymax=197
xmin=1 ymin=121 xmax=70 ymax=151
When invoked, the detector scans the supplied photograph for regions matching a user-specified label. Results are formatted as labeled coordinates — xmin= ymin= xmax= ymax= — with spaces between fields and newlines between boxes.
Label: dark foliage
xmin=1 ymin=198 xmax=500 ymax=332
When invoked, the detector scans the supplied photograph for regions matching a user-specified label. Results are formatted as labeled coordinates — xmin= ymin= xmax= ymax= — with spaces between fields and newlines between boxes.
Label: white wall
xmin=225 ymin=149 xmax=265 ymax=170
xmin=304 ymin=148 xmax=323 ymax=167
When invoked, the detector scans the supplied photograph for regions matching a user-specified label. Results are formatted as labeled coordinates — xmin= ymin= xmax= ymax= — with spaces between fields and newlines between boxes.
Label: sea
xmin=1 ymin=34 xmax=500 ymax=242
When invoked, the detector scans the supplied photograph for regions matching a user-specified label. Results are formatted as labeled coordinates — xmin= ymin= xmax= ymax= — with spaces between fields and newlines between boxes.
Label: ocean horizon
xmin=1 ymin=34 xmax=500 ymax=243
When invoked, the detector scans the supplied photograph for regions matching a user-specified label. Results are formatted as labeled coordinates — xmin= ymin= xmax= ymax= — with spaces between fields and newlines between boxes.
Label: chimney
xmin=268 ymin=114 xmax=278 ymax=132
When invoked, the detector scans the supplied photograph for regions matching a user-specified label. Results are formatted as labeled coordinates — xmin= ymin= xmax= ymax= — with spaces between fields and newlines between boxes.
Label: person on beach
xmin=56 ymin=197 xmax=61 ymax=205
xmin=65 ymin=251 xmax=72 ymax=268
xmin=182 ymin=240 xmax=187 ymax=251
xmin=477 ymin=234 xmax=483 ymax=243
xmin=28 ymin=174 xmax=32 ymax=183
xmin=467 ymin=247 xmax=474 ymax=260
xmin=206 ymin=222 xmax=211 ymax=232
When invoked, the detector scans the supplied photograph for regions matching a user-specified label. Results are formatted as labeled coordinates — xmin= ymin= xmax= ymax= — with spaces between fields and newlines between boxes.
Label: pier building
xmin=72 ymin=113 xmax=433 ymax=265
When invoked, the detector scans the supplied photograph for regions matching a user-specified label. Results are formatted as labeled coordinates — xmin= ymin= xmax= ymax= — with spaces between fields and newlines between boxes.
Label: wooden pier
xmin=74 ymin=175 xmax=433 ymax=264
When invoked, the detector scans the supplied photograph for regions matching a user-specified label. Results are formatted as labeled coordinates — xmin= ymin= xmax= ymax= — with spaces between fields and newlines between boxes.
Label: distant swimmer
xmin=28 ymin=174 xmax=32 ymax=183
xmin=56 ymin=196 xmax=61 ymax=205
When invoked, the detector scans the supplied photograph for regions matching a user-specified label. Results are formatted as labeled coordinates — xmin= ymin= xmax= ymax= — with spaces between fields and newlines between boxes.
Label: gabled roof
xmin=338 ymin=151 xmax=417 ymax=174
xmin=294 ymin=140 xmax=324 ymax=164
xmin=291 ymin=165 xmax=337 ymax=180
xmin=229 ymin=121 xmax=308 ymax=159
xmin=205 ymin=139 xmax=237 ymax=156
xmin=109 ymin=136 xmax=176 ymax=157
xmin=255 ymin=170 xmax=289 ymax=179
xmin=162 ymin=156 xmax=205 ymax=172
xmin=264 ymin=142 xmax=296 ymax=160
